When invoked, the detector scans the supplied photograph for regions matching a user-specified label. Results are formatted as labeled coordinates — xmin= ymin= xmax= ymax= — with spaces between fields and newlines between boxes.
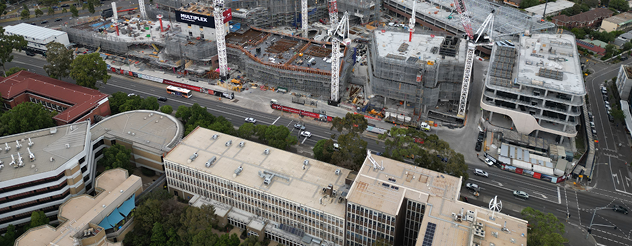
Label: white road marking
xmin=558 ymin=186 xmax=561 ymax=204
xmin=272 ymin=116 xmax=280 ymax=125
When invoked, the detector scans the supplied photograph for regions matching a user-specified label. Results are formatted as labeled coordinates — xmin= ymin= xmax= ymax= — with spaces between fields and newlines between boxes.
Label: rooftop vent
xmin=17 ymin=153 xmax=23 ymax=167
xmin=335 ymin=169 xmax=341 ymax=175
xmin=9 ymin=154 xmax=15 ymax=167
xmin=0 ymin=164 xmax=3 ymax=171
xmin=65 ymin=144 xmax=70 ymax=149
xmin=303 ymin=160 xmax=309 ymax=165
xmin=188 ymin=152 xmax=198 ymax=163
xmin=50 ymin=128 xmax=57 ymax=134
xmin=212 ymin=134 xmax=219 ymax=139
xmin=15 ymin=140 xmax=21 ymax=150
xmin=205 ymin=156 xmax=217 ymax=167
xmin=127 ymin=131 xmax=131 ymax=135
xmin=225 ymin=140 xmax=232 ymax=147
xmin=155 ymin=120 xmax=159 ymax=123
xmin=264 ymin=149 xmax=270 ymax=155
xmin=27 ymin=147 xmax=35 ymax=162
xmin=28 ymin=138 xmax=33 ymax=147
xmin=5 ymin=143 xmax=10 ymax=152
xmin=50 ymin=157 xmax=55 ymax=162
xmin=233 ymin=166 xmax=243 ymax=177
xmin=132 ymin=132 xmax=136 ymax=136
xmin=238 ymin=141 xmax=245 ymax=147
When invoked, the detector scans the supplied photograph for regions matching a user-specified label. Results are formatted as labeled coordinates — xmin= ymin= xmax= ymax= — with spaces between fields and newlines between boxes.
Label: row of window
xmin=29 ymin=97 xmax=68 ymax=112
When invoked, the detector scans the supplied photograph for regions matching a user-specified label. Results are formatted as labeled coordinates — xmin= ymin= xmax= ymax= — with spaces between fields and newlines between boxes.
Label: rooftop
xmin=525 ymin=0 xmax=575 ymax=18
xmin=0 ymin=121 xmax=89 ymax=183
xmin=624 ymin=65 xmax=632 ymax=78
xmin=416 ymin=196 xmax=528 ymax=246
xmin=15 ymin=168 xmax=141 ymax=246
xmin=552 ymin=8 xmax=613 ymax=23
xmin=514 ymin=34 xmax=585 ymax=95
xmin=177 ymin=2 xmax=215 ymax=16
xmin=164 ymin=127 xmax=351 ymax=217
xmin=4 ymin=23 xmax=67 ymax=40
xmin=603 ymin=12 xmax=632 ymax=25
xmin=373 ymin=30 xmax=466 ymax=64
xmin=346 ymin=152 xmax=462 ymax=216
xmin=90 ymin=110 xmax=184 ymax=153
xmin=0 ymin=71 xmax=109 ymax=124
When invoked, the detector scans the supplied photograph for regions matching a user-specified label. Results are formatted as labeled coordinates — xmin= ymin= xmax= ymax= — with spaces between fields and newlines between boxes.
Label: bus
xmin=166 ymin=86 xmax=193 ymax=98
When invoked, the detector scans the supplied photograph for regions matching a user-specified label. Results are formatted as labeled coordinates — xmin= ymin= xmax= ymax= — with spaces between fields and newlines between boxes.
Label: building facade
xmin=552 ymin=8 xmax=613 ymax=29
xmin=601 ymin=12 xmax=632 ymax=32
xmin=15 ymin=168 xmax=143 ymax=246
xmin=0 ymin=71 xmax=111 ymax=125
xmin=3 ymin=23 xmax=70 ymax=54
xmin=616 ymin=65 xmax=632 ymax=103
xmin=481 ymin=33 xmax=585 ymax=144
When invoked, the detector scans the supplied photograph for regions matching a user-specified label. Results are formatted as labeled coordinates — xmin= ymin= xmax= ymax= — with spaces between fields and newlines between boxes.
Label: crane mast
xmin=214 ymin=0 xmax=229 ymax=81
xmin=453 ymin=0 xmax=473 ymax=40
xmin=302 ymin=0 xmax=308 ymax=37
xmin=408 ymin=0 xmax=416 ymax=42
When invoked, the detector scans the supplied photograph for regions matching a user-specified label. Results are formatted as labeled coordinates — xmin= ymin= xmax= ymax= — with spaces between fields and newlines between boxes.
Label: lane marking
xmin=271 ymin=116 xmax=280 ymax=125
xmin=558 ymin=186 xmax=561 ymax=204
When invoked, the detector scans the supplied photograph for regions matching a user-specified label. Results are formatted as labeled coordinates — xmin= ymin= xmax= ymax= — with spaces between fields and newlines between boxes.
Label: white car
xmin=484 ymin=158 xmax=494 ymax=167
xmin=465 ymin=183 xmax=479 ymax=191
xmin=245 ymin=117 xmax=257 ymax=124
xmin=474 ymin=169 xmax=489 ymax=178
xmin=127 ymin=93 xmax=138 ymax=97
xmin=333 ymin=143 xmax=340 ymax=150
xmin=300 ymin=131 xmax=312 ymax=138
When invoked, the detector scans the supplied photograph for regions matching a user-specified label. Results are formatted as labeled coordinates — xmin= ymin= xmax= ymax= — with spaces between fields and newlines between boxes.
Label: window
xmin=189 ymin=32 xmax=193 ymax=36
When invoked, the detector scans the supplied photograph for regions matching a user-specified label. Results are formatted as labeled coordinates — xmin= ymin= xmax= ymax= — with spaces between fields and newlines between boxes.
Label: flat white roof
xmin=374 ymin=30 xmax=466 ymax=63
xmin=525 ymin=0 xmax=575 ymax=18
xmin=4 ymin=23 xmax=66 ymax=40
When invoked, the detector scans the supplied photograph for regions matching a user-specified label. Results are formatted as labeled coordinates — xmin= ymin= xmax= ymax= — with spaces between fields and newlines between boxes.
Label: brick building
xmin=0 ymin=71 xmax=111 ymax=125
xmin=552 ymin=8 xmax=613 ymax=29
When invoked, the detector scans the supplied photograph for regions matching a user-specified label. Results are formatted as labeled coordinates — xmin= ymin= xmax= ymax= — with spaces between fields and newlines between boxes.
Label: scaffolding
xmin=62 ymin=27 xmax=132 ymax=54
xmin=163 ymin=34 xmax=218 ymax=61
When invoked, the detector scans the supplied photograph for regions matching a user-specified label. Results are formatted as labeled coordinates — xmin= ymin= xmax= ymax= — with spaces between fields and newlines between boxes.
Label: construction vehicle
xmin=447 ymin=9 xmax=455 ymax=19
xmin=368 ymin=109 xmax=384 ymax=118
xmin=420 ymin=122 xmax=431 ymax=131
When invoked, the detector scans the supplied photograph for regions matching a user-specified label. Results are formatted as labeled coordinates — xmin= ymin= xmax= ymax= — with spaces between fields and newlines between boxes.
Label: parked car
xmin=608 ymin=113 xmax=614 ymax=122
xmin=294 ymin=123 xmax=306 ymax=130
xmin=245 ymin=117 xmax=257 ymax=124
xmin=605 ymin=101 xmax=610 ymax=107
xmin=474 ymin=169 xmax=488 ymax=177
xmin=157 ymin=97 xmax=168 ymax=102
xmin=475 ymin=141 xmax=482 ymax=152
xmin=589 ymin=122 xmax=595 ymax=128
xmin=55 ymin=18 xmax=62 ymax=22
xmin=466 ymin=183 xmax=479 ymax=191
xmin=613 ymin=205 xmax=629 ymax=214
xmin=127 ymin=93 xmax=138 ymax=97
xmin=300 ymin=131 xmax=312 ymax=138
xmin=484 ymin=158 xmax=494 ymax=166
xmin=333 ymin=143 xmax=340 ymax=150
xmin=61 ymin=4 xmax=70 ymax=7
xmin=588 ymin=112 xmax=593 ymax=121
xmin=25 ymin=50 xmax=35 ymax=56
xmin=513 ymin=190 xmax=529 ymax=199
xmin=477 ymin=131 xmax=485 ymax=142
xmin=40 ymin=20 xmax=49 ymax=24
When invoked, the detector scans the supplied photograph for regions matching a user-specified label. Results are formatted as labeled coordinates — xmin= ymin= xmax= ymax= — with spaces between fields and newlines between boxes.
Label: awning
xmin=118 ymin=194 xmax=136 ymax=216
xmin=106 ymin=208 xmax=125 ymax=227
xmin=98 ymin=216 xmax=114 ymax=230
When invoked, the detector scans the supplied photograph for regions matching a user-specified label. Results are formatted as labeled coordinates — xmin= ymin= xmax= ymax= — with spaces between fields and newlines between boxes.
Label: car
xmin=294 ymin=123 xmax=306 ymax=130
xmin=513 ymin=190 xmax=529 ymax=199
xmin=608 ymin=113 xmax=614 ymax=122
xmin=484 ymin=158 xmax=494 ymax=166
xmin=157 ymin=96 xmax=168 ymax=102
xmin=300 ymin=131 xmax=311 ymax=138
xmin=477 ymin=131 xmax=485 ymax=142
xmin=605 ymin=101 xmax=610 ymax=106
xmin=603 ymin=95 xmax=609 ymax=101
xmin=69 ymin=17 xmax=73 ymax=20
xmin=588 ymin=112 xmax=593 ymax=120
xmin=606 ymin=105 xmax=611 ymax=111
xmin=474 ymin=169 xmax=488 ymax=177
xmin=127 ymin=93 xmax=138 ymax=97
xmin=55 ymin=18 xmax=62 ymax=22
xmin=61 ymin=4 xmax=70 ymax=7
xmin=592 ymin=128 xmax=597 ymax=135
xmin=40 ymin=20 xmax=48 ymax=24
xmin=25 ymin=50 xmax=35 ymax=56
xmin=475 ymin=141 xmax=482 ymax=152
xmin=465 ymin=183 xmax=479 ymax=191
xmin=613 ymin=205 xmax=629 ymax=214
xmin=245 ymin=117 xmax=257 ymax=124
xmin=622 ymin=56 xmax=628 ymax=61
xmin=333 ymin=143 xmax=340 ymax=150
xmin=589 ymin=122 xmax=595 ymax=128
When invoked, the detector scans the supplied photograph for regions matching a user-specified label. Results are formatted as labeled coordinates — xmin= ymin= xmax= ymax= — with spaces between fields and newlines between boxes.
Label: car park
xmin=466 ymin=183 xmax=479 ymax=191
xmin=613 ymin=205 xmax=629 ymax=214
xmin=245 ymin=117 xmax=257 ymax=124
xmin=474 ymin=169 xmax=488 ymax=177
xmin=513 ymin=190 xmax=529 ymax=199
xmin=157 ymin=97 xmax=168 ymax=102
xmin=61 ymin=4 xmax=70 ymax=7
xmin=300 ymin=131 xmax=312 ymax=138
xmin=294 ymin=123 xmax=306 ymax=130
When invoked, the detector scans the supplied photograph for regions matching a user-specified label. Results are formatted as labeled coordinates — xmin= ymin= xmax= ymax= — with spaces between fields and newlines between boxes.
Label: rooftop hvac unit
xmin=264 ymin=149 xmax=270 ymax=155
xmin=234 ymin=166 xmax=243 ymax=177
xmin=238 ymin=141 xmax=245 ymax=147
xmin=212 ymin=134 xmax=219 ymax=139
xmin=28 ymin=138 xmax=33 ymax=147
xmin=205 ymin=156 xmax=217 ymax=167
xmin=5 ymin=143 xmax=10 ymax=152
xmin=303 ymin=160 xmax=309 ymax=165
xmin=189 ymin=152 xmax=198 ymax=163
xmin=15 ymin=140 xmax=21 ymax=150
xmin=335 ymin=169 xmax=341 ymax=175
xmin=225 ymin=140 xmax=232 ymax=147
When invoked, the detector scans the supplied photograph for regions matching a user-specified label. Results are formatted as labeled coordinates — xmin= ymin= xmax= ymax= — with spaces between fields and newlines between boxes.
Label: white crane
xmin=453 ymin=0 xmax=495 ymax=118
xmin=327 ymin=1 xmax=350 ymax=103
xmin=408 ymin=0 xmax=416 ymax=42
xmin=138 ymin=0 xmax=147 ymax=19
xmin=302 ymin=0 xmax=308 ymax=38
xmin=214 ymin=0 xmax=229 ymax=81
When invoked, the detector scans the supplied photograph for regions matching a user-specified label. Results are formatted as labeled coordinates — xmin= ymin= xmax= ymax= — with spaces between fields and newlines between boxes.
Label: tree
xmin=178 ymin=205 xmax=217 ymax=242
xmin=0 ymin=27 xmax=27 ymax=76
xmin=263 ymin=125 xmax=297 ymax=150
xmin=238 ymin=123 xmax=255 ymax=139
xmin=313 ymin=139 xmax=335 ymax=163
xmin=150 ymin=222 xmax=167 ymax=246
xmin=62 ymin=7 xmax=67 ymax=13
xmin=140 ymin=97 xmax=160 ymax=110
xmin=69 ymin=5 xmax=78 ymax=17
xmin=29 ymin=211 xmax=50 ymax=229
xmin=519 ymin=0 xmax=539 ymax=8
xmin=584 ymin=0 xmax=599 ymax=7
xmin=97 ymin=144 xmax=134 ymax=173
xmin=605 ymin=44 xmax=616 ymax=56
xmin=330 ymin=112 xmax=368 ymax=135
xmin=0 ymin=102 xmax=57 ymax=137
xmin=611 ymin=108 xmax=625 ymax=122
xmin=20 ymin=4 xmax=29 ymax=19
xmin=191 ymin=228 xmax=219 ymax=246
xmin=87 ymin=0 xmax=95 ymax=14
xmin=570 ymin=28 xmax=585 ymax=39
xmin=1 ymin=224 xmax=18 ymax=246
xmin=328 ymin=113 xmax=369 ymax=170
xmin=0 ymin=3 xmax=7 ymax=16
xmin=160 ymin=105 xmax=173 ymax=115
xmin=47 ymin=6 xmax=54 ymax=15
xmin=610 ymin=0 xmax=629 ymax=11
xmin=5 ymin=67 xmax=26 ymax=77
xmin=44 ymin=42 xmax=74 ymax=80
xmin=35 ymin=8 xmax=43 ymax=17
xmin=624 ymin=42 xmax=632 ymax=51
xmin=69 ymin=53 xmax=110 ymax=89
xmin=521 ymin=207 xmax=567 ymax=246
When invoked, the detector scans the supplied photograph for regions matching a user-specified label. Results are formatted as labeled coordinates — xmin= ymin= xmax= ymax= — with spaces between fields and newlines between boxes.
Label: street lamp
xmin=588 ymin=206 xmax=617 ymax=234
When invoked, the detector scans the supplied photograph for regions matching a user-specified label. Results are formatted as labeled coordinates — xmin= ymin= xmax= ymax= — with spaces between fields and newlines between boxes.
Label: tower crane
xmin=408 ymin=0 xmax=416 ymax=42
xmin=214 ymin=0 xmax=229 ymax=81
xmin=453 ymin=0 xmax=495 ymax=118
xmin=302 ymin=0 xmax=308 ymax=37
xmin=327 ymin=0 xmax=350 ymax=104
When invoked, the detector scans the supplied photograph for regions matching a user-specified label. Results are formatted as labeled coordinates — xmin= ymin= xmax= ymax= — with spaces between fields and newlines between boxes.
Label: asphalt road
xmin=7 ymin=54 xmax=632 ymax=245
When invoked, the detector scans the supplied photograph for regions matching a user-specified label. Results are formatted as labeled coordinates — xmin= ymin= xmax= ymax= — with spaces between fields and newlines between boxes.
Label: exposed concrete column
xmin=544 ymin=89 xmax=548 ymax=97
xmin=560 ymin=136 xmax=565 ymax=144
xmin=489 ymin=111 xmax=494 ymax=122
xmin=534 ymin=130 xmax=539 ymax=138
xmin=563 ymin=124 xmax=567 ymax=132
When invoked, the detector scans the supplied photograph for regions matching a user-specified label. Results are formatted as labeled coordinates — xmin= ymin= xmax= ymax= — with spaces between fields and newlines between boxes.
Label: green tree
xmin=330 ymin=112 xmax=368 ymax=135
xmin=328 ymin=113 xmax=368 ymax=170
xmin=47 ymin=6 xmax=54 ymax=15
xmin=0 ymin=102 xmax=56 ymax=137
xmin=570 ymin=28 xmax=585 ymax=39
xmin=35 ymin=8 xmax=43 ymax=17
xmin=0 ymin=3 xmax=7 ymax=16
xmin=263 ymin=125 xmax=297 ymax=150
xmin=519 ymin=0 xmax=539 ymax=8
xmin=140 ymin=97 xmax=160 ymax=110
xmin=313 ymin=139 xmax=335 ymax=163
xmin=69 ymin=5 xmax=78 ymax=17
xmin=191 ymin=227 xmax=219 ymax=246
xmin=584 ymin=0 xmax=599 ymax=7
xmin=44 ymin=42 xmax=74 ymax=79
xmin=521 ymin=207 xmax=567 ymax=245
xmin=5 ymin=67 xmax=27 ymax=77
xmin=160 ymin=105 xmax=173 ymax=115
xmin=0 ymin=27 xmax=27 ymax=76
xmin=610 ymin=0 xmax=629 ymax=11
xmin=108 ymin=92 xmax=130 ymax=114
xmin=20 ymin=4 xmax=29 ymax=19
xmin=150 ymin=222 xmax=167 ymax=246
xmin=29 ymin=211 xmax=50 ymax=229
xmin=239 ymin=235 xmax=263 ymax=246
xmin=166 ymin=228 xmax=182 ymax=246
xmin=605 ymin=44 xmax=617 ymax=56
xmin=97 ymin=144 xmax=134 ymax=173
xmin=88 ymin=0 xmax=95 ymax=14
xmin=178 ymin=205 xmax=217 ymax=242
xmin=0 ymin=224 xmax=18 ymax=246
xmin=238 ymin=122 xmax=256 ymax=139
xmin=69 ymin=53 xmax=110 ymax=89
xmin=62 ymin=7 xmax=67 ymax=13
xmin=611 ymin=108 xmax=625 ymax=122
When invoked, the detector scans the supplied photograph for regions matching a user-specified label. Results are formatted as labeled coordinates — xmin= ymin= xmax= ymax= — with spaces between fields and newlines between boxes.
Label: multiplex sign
xmin=174 ymin=9 xmax=232 ymax=28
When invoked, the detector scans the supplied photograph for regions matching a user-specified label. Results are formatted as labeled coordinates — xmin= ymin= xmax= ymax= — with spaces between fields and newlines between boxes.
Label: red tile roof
xmin=0 ymin=71 xmax=108 ymax=124
xmin=552 ymin=8 xmax=613 ymax=24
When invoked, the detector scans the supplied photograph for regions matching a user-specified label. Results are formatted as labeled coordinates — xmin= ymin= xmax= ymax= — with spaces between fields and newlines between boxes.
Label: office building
xmin=524 ymin=0 xmax=574 ymax=18
xmin=164 ymin=127 xmax=528 ymax=246
xmin=616 ymin=65 xmax=632 ymax=102
xmin=0 ymin=71 xmax=111 ymax=125
xmin=0 ymin=121 xmax=92 ymax=232
xmin=3 ymin=23 xmax=70 ymax=54
xmin=481 ymin=33 xmax=585 ymax=144
xmin=15 ymin=168 xmax=143 ymax=246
